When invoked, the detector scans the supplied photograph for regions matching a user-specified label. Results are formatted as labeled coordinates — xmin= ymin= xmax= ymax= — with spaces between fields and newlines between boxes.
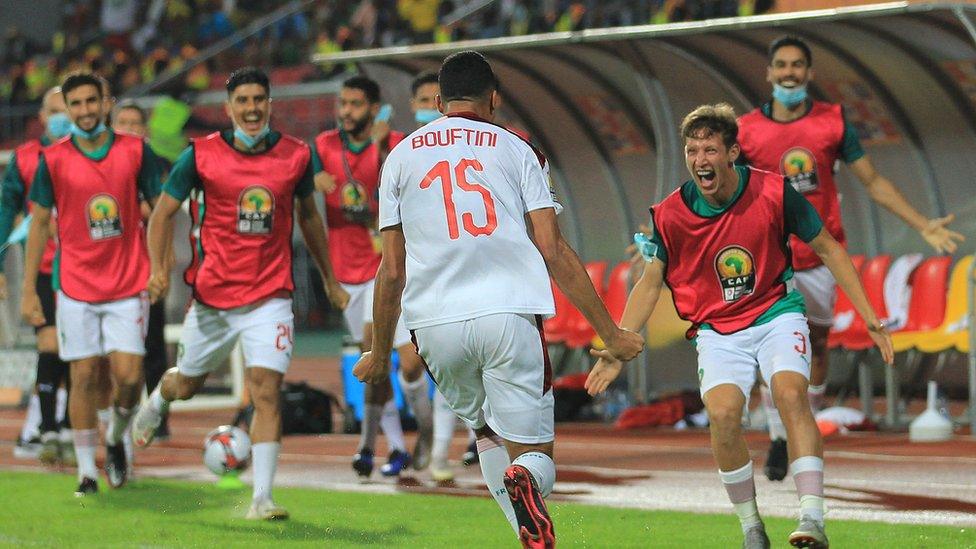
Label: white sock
xmin=398 ymin=370 xmax=433 ymax=435
xmin=791 ymin=456 xmax=825 ymax=524
xmin=719 ymin=461 xmax=761 ymax=533
xmin=512 ymin=451 xmax=556 ymax=498
xmin=97 ymin=408 xmax=111 ymax=430
xmin=432 ymin=390 xmax=455 ymax=467
xmin=807 ymin=384 xmax=826 ymax=413
xmin=251 ymin=442 xmax=280 ymax=503
xmin=380 ymin=399 xmax=406 ymax=453
xmin=149 ymin=386 xmax=171 ymax=415
xmin=107 ymin=406 xmax=132 ymax=445
xmin=20 ymin=393 xmax=41 ymax=441
xmin=467 ymin=426 xmax=477 ymax=444
xmin=74 ymin=428 xmax=99 ymax=481
xmin=477 ymin=435 xmax=519 ymax=534
xmin=123 ymin=423 xmax=134 ymax=467
xmin=56 ymin=387 xmax=67 ymax=424
xmin=359 ymin=403 xmax=383 ymax=451
xmin=761 ymin=385 xmax=787 ymax=441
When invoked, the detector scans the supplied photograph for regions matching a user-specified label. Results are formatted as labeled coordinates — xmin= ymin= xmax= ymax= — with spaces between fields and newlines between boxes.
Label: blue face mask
xmin=69 ymin=121 xmax=107 ymax=140
xmin=415 ymin=109 xmax=441 ymax=125
xmin=234 ymin=124 xmax=270 ymax=149
xmin=46 ymin=113 xmax=72 ymax=139
xmin=772 ymin=83 xmax=808 ymax=108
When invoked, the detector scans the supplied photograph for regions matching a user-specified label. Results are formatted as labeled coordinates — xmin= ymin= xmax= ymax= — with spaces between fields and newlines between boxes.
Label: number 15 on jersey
xmin=421 ymin=159 xmax=497 ymax=240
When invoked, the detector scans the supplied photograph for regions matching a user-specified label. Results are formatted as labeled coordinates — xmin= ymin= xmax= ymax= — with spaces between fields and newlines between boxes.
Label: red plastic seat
xmin=838 ymin=255 xmax=891 ymax=351
xmin=890 ymin=256 xmax=953 ymax=352
xmin=544 ymin=280 xmax=572 ymax=343
xmin=827 ymin=255 xmax=865 ymax=349
xmin=604 ymin=261 xmax=632 ymax=323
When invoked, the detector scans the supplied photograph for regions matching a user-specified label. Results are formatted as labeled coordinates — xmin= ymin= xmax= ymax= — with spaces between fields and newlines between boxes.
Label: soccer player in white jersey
xmin=354 ymin=51 xmax=644 ymax=548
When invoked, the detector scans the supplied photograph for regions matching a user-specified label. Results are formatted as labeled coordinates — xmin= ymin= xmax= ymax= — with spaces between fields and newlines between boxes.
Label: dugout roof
xmin=314 ymin=2 xmax=976 ymax=263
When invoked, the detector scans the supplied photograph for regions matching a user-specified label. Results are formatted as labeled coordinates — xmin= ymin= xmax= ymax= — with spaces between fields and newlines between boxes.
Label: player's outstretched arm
xmin=353 ymin=226 xmax=406 ymax=385
xmin=849 ymin=157 xmax=964 ymax=253
xmin=527 ymin=207 xmax=644 ymax=362
xmin=586 ymin=259 xmax=665 ymax=396
xmin=809 ymin=227 xmax=894 ymax=364
xmin=296 ymin=194 xmax=349 ymax=311
xmin=146 ymin=193 xmax=181 ymax=304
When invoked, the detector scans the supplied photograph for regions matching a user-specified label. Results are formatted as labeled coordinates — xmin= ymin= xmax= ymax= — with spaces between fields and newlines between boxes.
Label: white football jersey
xmin=378 ymin=113 xmax=559 ymax=329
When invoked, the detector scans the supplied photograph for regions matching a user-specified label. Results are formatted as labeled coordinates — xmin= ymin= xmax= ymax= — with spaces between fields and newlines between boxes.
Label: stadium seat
xmin=890 ymin=256 xmax=954 ymax=353
xmin=560 ymin=262 xmax=608 ymax=349
xmin=913 ymin=255 xmax=973 ymax=354
xmin=605 ymin=261 xmax=633 ymax=323
xmin=827 ymin=254 xmax=865 ymax=349
xmin=837 ymin=255 xmax=891 ymax=351
xmin=544 ymin=280 xmax=572 ymax=343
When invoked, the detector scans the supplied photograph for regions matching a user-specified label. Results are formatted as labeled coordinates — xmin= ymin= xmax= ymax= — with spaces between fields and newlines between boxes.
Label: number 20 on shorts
xmin=422 ymin=159 xmax=497 ymax=239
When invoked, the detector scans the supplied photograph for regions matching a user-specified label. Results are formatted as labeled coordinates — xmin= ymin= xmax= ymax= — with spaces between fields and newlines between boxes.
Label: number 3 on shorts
xmin=793 ymin=331 xmax=807 ymax=355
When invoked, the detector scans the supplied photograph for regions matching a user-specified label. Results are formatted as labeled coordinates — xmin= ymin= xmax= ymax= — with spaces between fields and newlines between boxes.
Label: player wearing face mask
xmin=1 ymin=86 xmax=75 ymax=466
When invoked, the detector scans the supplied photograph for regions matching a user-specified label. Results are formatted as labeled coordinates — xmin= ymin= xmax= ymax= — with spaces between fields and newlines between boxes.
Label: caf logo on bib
xmin=715 ymin=246 xmax=756 ymax=303
xmin=237 ymin=186 xmax=274 ymax=234
xmin=86 ymin=194 xmax=122 ymax=240
xmin=780 ymin=147 xmax=819 ymax=193
xmin=341 ymin=181 xmax=368 ymax=207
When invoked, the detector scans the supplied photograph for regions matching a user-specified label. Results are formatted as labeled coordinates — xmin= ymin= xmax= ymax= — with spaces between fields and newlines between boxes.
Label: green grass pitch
xmin=0 ymin=471 xmax=971 ymax=547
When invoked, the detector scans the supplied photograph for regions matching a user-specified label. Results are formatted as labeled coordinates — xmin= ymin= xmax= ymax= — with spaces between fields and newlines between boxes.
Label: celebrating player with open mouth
xmin=133 ymin=67 xmax=348 ymax=520
xmin=587 ymin=104 xmax=894 ymax=549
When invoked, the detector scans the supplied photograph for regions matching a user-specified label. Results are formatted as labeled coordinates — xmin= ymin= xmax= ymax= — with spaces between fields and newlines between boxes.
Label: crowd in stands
xmin=1 ymin=0 xmax=772 ymax=109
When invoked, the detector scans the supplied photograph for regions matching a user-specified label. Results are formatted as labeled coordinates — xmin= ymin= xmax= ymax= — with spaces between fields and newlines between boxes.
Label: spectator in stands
xmin=398 ymin=0 xmax=442 ymax=44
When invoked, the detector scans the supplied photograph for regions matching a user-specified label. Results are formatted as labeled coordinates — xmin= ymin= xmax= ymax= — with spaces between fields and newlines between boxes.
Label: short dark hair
xmin=439 ymin=51 xmax=498 ymax=103
xmin=226 ymin=67 xmax=270 ymax=95
xmin=769 ymin=35 xmax=812 ymax=67
xmin=411 ymin=71 xmax=439 ymax=96
xmin=680 ymin=103 xmax=738 ymax=149
xmin=61 ymin=73 xmax=103 ymax=101
xmin=114 ymin=99 xmax=147 ymax=123
xmin=342 ymin=75 xmax=380 ymax=104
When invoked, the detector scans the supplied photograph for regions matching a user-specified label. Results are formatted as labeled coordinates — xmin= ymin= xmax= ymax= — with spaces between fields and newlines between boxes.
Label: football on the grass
xmin=203 ymin=425 xmax=251 ymax=475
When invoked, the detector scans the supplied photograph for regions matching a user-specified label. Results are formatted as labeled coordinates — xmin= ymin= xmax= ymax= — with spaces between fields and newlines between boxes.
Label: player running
xmin=21 ymin=73 xmax=163 ymax=496
xmin=354 ymin=51 xmax=643 ymax=548
xmin=313 ymin=76 xmax=432 ymax=478
xmin=132 ymin=67 xmax=348 ymax=521
xmin=587 ymin=104 xmax=894 ymax=549
xmin=737 ymin=35 xmax=964 ymax=481
xmin=1 ymin=86 xmax=75 ymax=465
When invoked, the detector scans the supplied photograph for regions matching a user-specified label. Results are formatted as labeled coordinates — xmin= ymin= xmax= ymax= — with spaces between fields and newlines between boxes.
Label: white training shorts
xmin=793 ymin=265 xmax=836 ymax=327
xmin=56 ymin=291 xmax=148 ymax=361
xmin=340 ymin=279 xmax=411 ymax=348
xmin=696 ymin=312 xmax=812 ymax=403
xmin=412 ymin=313 xmax=554 ymax=445
xmin=177 ymin=297 xmax=294 ymax=377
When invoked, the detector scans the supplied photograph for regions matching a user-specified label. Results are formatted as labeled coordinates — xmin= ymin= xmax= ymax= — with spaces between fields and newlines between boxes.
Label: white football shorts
xmin=696 ymin=312 xmax=812 ymax=403
xmin=56 ymin=291 xmax=148 ymax=361
xmin=177 ymin=297 xmax=294 ymax=377
xmin=341 ymin=279 xmax=410 ymax=348
xmin=412 ymin=312 xmax=554 ymax=444
xmin=793 ymin=265 xmax=836 ymax=327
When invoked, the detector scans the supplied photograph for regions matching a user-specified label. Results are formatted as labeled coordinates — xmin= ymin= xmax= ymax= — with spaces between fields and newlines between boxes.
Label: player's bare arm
xmin=146 ymin=193 xmax=182 ymax=304
xmin=848 ymin=157 xmax=964 ymax=253
xmin=808 ymin=227 xmax=894 ymax=364
xmin=526 ymin=206 xmax=644 ymax=362
xmin=19 ymin=203 xmax=52 ymax=326
xmin=353 ymin=225 xmax=406 ymax=385
xmin=295 ymin=193 xmax=349 ymax=310
xmin=586 ymin=259 xmax=665 ymax=396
